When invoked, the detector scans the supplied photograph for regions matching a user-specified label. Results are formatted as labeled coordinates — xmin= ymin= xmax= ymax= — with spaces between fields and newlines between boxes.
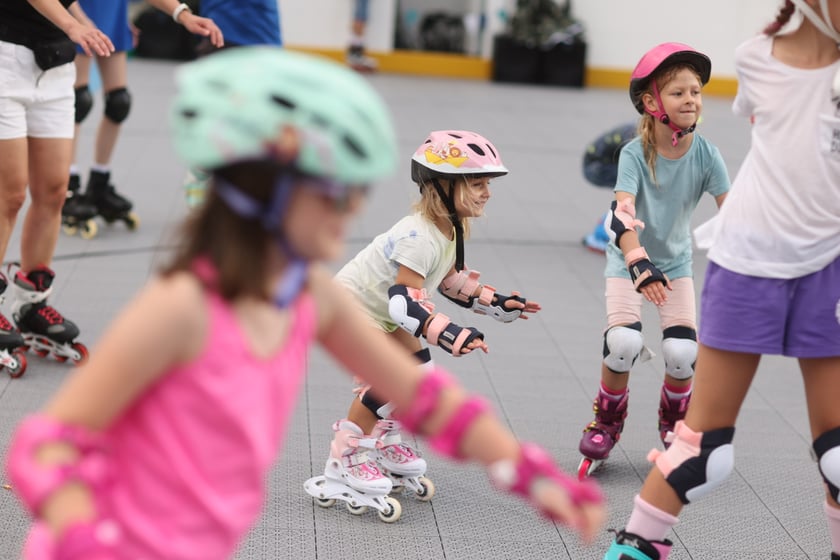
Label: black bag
xmin=33 ymin=37 xmax=76 ymax=71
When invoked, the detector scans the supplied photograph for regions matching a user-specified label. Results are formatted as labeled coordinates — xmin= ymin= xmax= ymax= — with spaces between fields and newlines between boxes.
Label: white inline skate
xmin=304 ymin=420 xmax=401 ymax=523
xmin=371 ymin=418 xmax=435 ymax=501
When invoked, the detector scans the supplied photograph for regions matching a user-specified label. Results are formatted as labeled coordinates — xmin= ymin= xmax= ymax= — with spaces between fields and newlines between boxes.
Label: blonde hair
xmin=412 ymin=177 xmax=473 ymax=239
xmin=636 ymin=63 xmax=702 ymax=186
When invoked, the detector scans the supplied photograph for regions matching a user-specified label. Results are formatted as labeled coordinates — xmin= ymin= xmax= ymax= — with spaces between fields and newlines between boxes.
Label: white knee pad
xmin=648 ymin=421 xmax=735 ymax=504
xmin=603 ymin=323 xmax=645 ymax=373
xmin=814 ymin=427 xmax=840 ymax=502
xmin=661 ymin=327 xmax=697 ymax=380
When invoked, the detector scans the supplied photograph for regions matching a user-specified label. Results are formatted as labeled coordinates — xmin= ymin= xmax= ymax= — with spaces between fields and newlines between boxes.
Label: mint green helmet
xmin=171 ymin=47 xmax=397 ymax=185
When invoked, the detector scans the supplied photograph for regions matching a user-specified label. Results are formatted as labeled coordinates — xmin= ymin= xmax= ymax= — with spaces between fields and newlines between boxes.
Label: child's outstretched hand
xmin=504 ymin=291 xmax=541 ymax=319
xmin=462 ymin=337 xmax=489 ymax=354
xmin=489 ymin=443 xmax=605 ymax=543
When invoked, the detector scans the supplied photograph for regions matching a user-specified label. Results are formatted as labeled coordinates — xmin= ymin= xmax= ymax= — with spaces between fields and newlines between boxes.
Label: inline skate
xmin=371 ymin=418 xmax=435 ymax=501
xmin=304 ymin=419 xmax=401 ymax=522
xmin=577 ymin=389 xmax=628 ymax=479
xmin=604 ymin=530 xmax=672 ymax=560
xmin=84 ymin=170 xmax=140 ymax=230
xmin=346 ymin=45 xmax=377 ymax=73
xmin=658 ymin=386 xmax=691 ymax=448
xmin=12 ymin=267 xmax=89 ymax=365
xmin=0 ymin=274 xmax=27 ymax=378
xmin=61 ymin=174 xmax=98 ymax=239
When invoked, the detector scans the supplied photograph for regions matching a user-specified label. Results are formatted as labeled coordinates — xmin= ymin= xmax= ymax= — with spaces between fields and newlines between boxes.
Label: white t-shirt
xmin=701 ymin=34 xmax=840 ymax=278
xmin=336 ymin=213 xmax=456 ymax=331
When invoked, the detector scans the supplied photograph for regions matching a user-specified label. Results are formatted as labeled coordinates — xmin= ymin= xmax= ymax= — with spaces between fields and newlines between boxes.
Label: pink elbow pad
xmin=426 ymin=396 xmax=490 ymax=460
xmin=394 ymin=367 xmax=455 ymax=434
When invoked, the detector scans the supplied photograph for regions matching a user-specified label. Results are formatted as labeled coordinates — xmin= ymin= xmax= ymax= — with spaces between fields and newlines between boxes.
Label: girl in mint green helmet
xmin=5 ymin=47 xmax=603 ymax=559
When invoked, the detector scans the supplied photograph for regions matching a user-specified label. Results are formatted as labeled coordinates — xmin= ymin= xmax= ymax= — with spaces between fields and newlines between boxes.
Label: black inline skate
xmin=85 ymin=169 xmax=140 ymax=230
xmin=0 ymin=273 xmax=27 ymax=378
xmin=61 ymin=174 xmax=99 ymax=239
xmin=12 ymin=266 xmax=88 ymax=364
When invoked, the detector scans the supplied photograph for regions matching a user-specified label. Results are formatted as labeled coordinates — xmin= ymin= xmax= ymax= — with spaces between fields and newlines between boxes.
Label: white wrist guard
xmin=472 ymin=290 xmax=525 ymax=323
xmin=172 ymin=2 xmax=192 ymax=23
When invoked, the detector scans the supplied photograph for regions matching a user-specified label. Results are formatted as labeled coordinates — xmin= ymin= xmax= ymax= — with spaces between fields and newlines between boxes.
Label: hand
xmin=532 ymin=479 xmax=606 ymax=543
xmin=181 ymin=14 xmax=224 ymax=48
xmin=66 ymin=23 xmax=114 ymax=57
xmin=461 ymin=337 xmax=489 ymax=355
xmin=504 ymin=291 xmax=541 ymax=319
xmin=627 ymin=257 xmax=671 ymax=306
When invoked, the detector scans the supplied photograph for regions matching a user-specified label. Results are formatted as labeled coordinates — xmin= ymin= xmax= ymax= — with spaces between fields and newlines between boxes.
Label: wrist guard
xmin=425 ymin=313 xmax=484 ymax=356
xmin=626 ymin=249 xmax=667 ymax=292
xmin=472 ymin=291 xmax=526 ymax=323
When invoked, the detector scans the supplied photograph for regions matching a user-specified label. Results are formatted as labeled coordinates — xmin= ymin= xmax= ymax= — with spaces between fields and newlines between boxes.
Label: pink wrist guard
xmin=624 ymin=247 xmax=649 ymax=268
xmin=25 ymin=519 xmax=122 ymax=560
xmin=393 ymin=367 xmax=455 ymax=433
xmin=426 ymin=396 xmax=490 ymax=460
xmin=7 ymin=415 xmax=112 ymax=516
xmin=488 ymin=443 xmax=603 ymax=515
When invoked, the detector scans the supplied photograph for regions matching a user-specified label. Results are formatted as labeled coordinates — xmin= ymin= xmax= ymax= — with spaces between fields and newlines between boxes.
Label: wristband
xmin=172 ymin=3 xmax=192 ymax=23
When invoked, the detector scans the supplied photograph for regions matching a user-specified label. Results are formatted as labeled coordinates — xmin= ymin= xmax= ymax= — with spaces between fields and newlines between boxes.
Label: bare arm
xmin=714 ymin=192 xmax=728 ymax=208
xmin=145 ymin=0 xmax=224 ymax=47
xmin=34 ymin=273 xmax=206 ymax=534
xmin=26 ymin=0 xmax=113 ymax=56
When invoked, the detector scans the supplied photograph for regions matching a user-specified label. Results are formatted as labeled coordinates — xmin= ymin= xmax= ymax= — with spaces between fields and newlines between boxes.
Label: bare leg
xmin=0 ymin=139 xmax=30 ymax=263
xmin=71 ymin=54 xmax=92 ymax=167
xmin=639 ymin=344 xmax=760 ymax=515
xmin=21 ymin=137 xmax=72 ymax=271
xmin=93 ymin=52 xmax=128 ymax=167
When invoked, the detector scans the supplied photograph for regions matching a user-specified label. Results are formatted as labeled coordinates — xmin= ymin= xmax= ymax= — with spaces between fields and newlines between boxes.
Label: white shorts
xmin=0 ymin=40 xmax=76 ymax=140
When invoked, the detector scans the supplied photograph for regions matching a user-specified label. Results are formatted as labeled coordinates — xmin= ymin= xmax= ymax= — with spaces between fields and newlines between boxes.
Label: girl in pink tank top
xmin=7 ymin=48 xmax=604 ymax=559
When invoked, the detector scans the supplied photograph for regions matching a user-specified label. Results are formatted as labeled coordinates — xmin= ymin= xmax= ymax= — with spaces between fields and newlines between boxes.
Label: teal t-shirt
xmin=604 ymin=134 xmax=730 ymax=280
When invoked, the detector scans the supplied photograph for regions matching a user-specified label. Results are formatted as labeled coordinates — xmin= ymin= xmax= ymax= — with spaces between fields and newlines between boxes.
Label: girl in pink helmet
xmin=307 ymin=130 xmax=569 ymax=518
xmin=576 ymin=42 xmax=730 ymax=481
xmin=605 ymin=2 xmax=840 ymax=559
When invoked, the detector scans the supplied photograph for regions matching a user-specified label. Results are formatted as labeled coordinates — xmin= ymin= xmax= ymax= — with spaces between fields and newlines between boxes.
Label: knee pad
xmin=662 ymin=326 xmax=697 ymax=380
xmin=813 ymin=426 xmax=840 ymax=502
xmin=104 ymin=87 xmax=131 ymax=123
xmin=648 ymin=421 xmax=735 ymax=504
xmin=603 ymin=322 xmax=644 ymax=373
xmin=74 ymin=85 xmax=93 ymax=124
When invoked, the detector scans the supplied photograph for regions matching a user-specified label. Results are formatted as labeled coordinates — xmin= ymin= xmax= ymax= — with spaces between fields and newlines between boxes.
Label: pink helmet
xmin=410 ymin=130 xmax=508 ymax=183
xmin=629 ymin=43 xmax=711 ymax=114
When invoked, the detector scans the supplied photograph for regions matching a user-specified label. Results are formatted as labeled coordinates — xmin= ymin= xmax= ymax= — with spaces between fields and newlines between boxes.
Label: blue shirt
xmin=604 ymin=134 xmax=730 ymax=280
xmin=200 ymin=0 xmax=282 ymax=46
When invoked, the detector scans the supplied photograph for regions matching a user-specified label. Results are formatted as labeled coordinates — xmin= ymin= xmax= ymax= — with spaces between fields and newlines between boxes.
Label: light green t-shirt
xmin=605 ymin=134 xmax=730 ymax=280
xmin=336 ymin=213 xmax=456 ymax=331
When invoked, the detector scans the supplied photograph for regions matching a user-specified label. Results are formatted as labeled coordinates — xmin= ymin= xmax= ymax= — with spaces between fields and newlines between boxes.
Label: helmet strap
xmin=431 ymin=178 xmax=465 ymax=272
xmin=645 ymin=82 xmax=697 ymax=147
xmin=791 ymin=0 xmax=840 ymax=43
xmin=214 ymin=173 xmax=309 ymax=308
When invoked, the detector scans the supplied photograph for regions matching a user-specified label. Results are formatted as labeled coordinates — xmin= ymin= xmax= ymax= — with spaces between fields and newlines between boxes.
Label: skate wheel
xmin=314 ymin=497 xmax=335 ymax=508
xmin=54 ymin=354 xmax=68 ymax=363
xmin=125 ymin=212 xmax=140 ymax=231
xmin=377 ymin=497 xmax=402 ymax=523
xmin=71 ymin=342 xmax=89 ymax=365
xmin=414 ymin=476 xmax=435 ymax=502
xmin=7 ymin=351 xmax=27 ymax=378
xmin=577 ymin=457 xmax=602 ymax=480
xmin=346 ymin=502 xmax=368 ymax=515
xmin=80 ymin=220 xmax=98 ymax=239
xmin=33 ymin=348 xmax=49 ymax=358
xmin=62 ymin=224 xmax=79 ymax=237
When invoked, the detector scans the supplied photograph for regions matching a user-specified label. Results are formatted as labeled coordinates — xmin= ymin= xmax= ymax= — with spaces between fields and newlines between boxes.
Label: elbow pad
xmin=606 ymin=199 xmax=645 ymax=247
xmin=388 ymin=285 xmax=434 ymax=336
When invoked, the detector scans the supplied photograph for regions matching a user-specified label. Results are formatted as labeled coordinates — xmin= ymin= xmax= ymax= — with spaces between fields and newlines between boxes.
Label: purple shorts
xmin=699 ymin=258 xmax=840 ymax=358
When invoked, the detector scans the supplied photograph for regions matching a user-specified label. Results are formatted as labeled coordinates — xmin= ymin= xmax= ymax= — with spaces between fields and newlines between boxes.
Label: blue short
xmin=77 ymin=0 xmax=133 ymax=54
xmin=699 ymin=258 xmax=840 ymax=358
xmin=354 ymin=0 xmax=369 ymax=23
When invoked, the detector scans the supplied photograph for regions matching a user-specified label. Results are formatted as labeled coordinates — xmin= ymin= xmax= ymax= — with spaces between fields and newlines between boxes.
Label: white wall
xmin=281 ymin=0 xmax=778 ymax=78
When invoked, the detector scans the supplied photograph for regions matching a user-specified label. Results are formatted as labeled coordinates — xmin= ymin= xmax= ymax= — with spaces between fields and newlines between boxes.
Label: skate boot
xmin=0 ymin=274 xmax=27 ymax=378
xmin=604 ymin=530 xmax=672 ymax=560
xmin=12 ymin=267 xmax=88 ymax=364
xmin=658 ymin=386 xmax=691 ymax=448
xmin=61 ymin=174 xmax=98 ymax=239
xmin=346 ymin=45 xmax=377 ymax=73
xmin=85 ymin=170 xmax=139 ymax=230
xmin=578 ymin=389 xmax=628 ymax=479
xmin=371 ymin=418 xmax=435 ymax=501
xmin=582 ymin=214 xmax=609 ymax=254
xmin=303 ymin=420 xmax=401 ymax=522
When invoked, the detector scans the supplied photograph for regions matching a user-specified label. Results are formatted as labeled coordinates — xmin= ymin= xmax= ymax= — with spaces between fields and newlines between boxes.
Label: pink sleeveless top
xmin=103 ymin=288 xmax=316 ymax=559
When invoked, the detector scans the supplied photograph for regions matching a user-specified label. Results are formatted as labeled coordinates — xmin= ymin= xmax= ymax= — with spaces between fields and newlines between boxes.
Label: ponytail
xmin=764 ymin=0 xmax=795 ymax=35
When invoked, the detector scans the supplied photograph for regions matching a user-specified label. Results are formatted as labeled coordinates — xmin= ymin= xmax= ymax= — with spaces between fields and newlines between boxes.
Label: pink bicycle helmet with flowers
xmin=411 ymin=130 xmax=508 ymax=183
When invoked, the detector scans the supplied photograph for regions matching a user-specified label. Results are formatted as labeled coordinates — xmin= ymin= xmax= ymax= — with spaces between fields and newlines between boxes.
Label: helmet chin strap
xmin=644 ymin=82 xmax=697 ymax=147
xmin=431 ymin=178 xmax=465 ymax=272
xmin=215 ymin=173 xmax=308 ymax=308
xmin=791 ymin=0 xmax=840 ymax=43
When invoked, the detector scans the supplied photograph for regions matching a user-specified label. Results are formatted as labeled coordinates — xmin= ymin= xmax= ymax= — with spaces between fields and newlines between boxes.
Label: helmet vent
xmin=343 ymin=135 xmax=366 ymax=159
xmin=447 ymin=132 xmax=463 ymax=139
xmin=271 ymin=95 xmax=296 ymax=110
xmin=485 ymin=144 xmax=498 ymax=159
xmin=181 ymin=109 xmax=198 ymax=119
xmin=467 ymin=143 xmax=485 ymax=156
